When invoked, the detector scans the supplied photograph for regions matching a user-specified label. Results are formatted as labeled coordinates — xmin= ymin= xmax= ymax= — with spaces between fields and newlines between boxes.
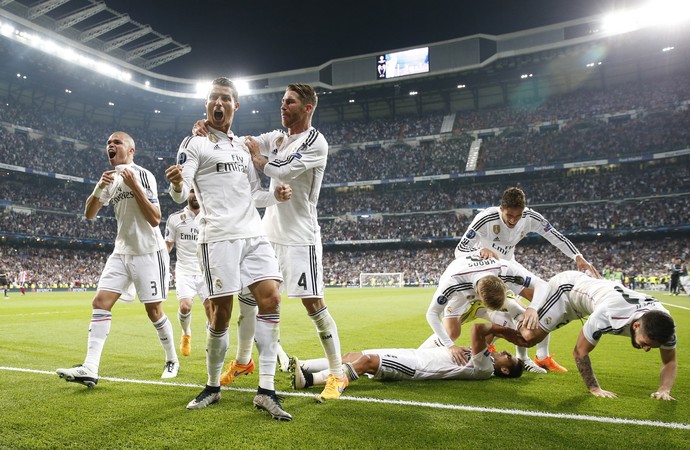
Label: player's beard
xmin=630 ymin=325 xmax=641 ymax=349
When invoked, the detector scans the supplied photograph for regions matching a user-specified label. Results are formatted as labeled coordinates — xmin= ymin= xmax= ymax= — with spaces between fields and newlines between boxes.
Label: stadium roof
xmin=1 ymin=0 xmax=190 ymax=69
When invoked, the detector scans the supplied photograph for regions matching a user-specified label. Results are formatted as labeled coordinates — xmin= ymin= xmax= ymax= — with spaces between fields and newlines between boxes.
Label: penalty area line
xmin=2 ymin=366 xmax=688 ymax=430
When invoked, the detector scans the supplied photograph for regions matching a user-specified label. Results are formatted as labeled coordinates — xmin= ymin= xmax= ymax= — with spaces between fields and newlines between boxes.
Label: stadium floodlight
xmin=234 ymin=79 xmax=251 ymax=96
xmin=195 ymin=80 xmax=211 ymax=98
xmin=602 ymin=0 xmax=690 ymax=35
xmin=0 ymin=22 xmax=15 ymax=37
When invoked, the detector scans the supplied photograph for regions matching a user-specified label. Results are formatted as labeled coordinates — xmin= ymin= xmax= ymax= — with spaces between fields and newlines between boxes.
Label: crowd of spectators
xmin=2 ymin=72 xmax=690 ymax=185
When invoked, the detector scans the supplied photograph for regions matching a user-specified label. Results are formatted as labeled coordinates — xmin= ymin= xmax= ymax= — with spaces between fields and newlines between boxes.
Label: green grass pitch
xmin=0 ymin=288 xmax=688 ymax=448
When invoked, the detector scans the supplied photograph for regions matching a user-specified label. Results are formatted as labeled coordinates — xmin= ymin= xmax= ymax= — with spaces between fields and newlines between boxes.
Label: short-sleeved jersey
xmin=96 ymin=163 xmax=166 ymax=255
xmin=253 ymin=127 xmax=327 ymax=245
xmin=538 ymin=271 xmax=676 ymax=349
xmin=165 ymin=206 xmax=200 ymax=276
xmin=171 ymin=128 xmax=276 ymax=243
xmin=426 ymin=251 xmax=547 ymax=347
xmin=366 ymin=346 xmax=494 ymax=381
xmin=454 ymin=206 xmax=581 ymax=261
xmin=573 ymin=277 xmax=676 ymax=349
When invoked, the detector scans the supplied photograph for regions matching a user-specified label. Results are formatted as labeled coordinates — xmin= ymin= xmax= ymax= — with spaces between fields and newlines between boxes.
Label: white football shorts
xmin=98 ymin=250 xmax=170 ymax=303
xmin=198 ymin=236 xmax=282 ymax=299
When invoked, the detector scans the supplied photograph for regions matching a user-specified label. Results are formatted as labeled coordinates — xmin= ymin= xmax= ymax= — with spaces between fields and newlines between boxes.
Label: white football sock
xmin=152 ymin=314 xmax=177 ymax=363
xmin=83 ymin=309 xmax=111 ymax=374
xmin=310 ymin=306 xmax=343 ymax=377
xmin=255 ymin=314 xmax=279 ymax=391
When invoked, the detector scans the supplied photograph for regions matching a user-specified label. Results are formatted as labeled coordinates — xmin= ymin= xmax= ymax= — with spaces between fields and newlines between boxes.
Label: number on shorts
xmin=298 ymin=273 xmax=307 ymax=290
xmin=150 ymin=281 xmax=158 ymax=297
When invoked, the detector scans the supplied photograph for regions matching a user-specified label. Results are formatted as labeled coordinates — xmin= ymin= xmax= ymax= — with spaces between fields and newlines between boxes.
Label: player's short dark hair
xmin=287 ymin=83 xmax=318 ymax=109
xmin=500 ymin=187 xmax=526 ymax=209
xmin=639 ymin=310 xmax=675 ymax=344
xmin=495 ymin=358 xmax=524 ymax=378
xmin=210 ymin=77 xmax=239 ymax=103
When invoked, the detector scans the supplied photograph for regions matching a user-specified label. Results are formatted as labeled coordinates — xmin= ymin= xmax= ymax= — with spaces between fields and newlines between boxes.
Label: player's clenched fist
xmin=165 ymin=165 xmax=184 ymax=191
xmin=275 ymin=184 xmax=292 ymax=202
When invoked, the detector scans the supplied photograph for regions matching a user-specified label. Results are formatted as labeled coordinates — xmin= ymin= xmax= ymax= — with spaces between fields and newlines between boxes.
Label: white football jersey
xmin=97 ymin=163 xmax=166 ymax=255
xmin=253 ymin=127 xmax=327 ymax=245
xmin=367 ymin=346 xmax=494 ymax=381
xmin=164 ymin=206 xmax=201 ymax=276
xmin=538 ymin=271 xmax=676 ymax=349
xmin=572 ymin=276 xmax=676 ymax=349
xmin=426 ymin=251 xmax=547 ymax=347
xmin=454 ymin=206 xmax=581 ymax=261
xmin=170 ymin=128 xmax=278 ymax=243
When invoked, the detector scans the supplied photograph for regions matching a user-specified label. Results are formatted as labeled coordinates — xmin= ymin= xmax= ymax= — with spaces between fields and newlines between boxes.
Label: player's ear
xmin=632 ymin=321 xmax=641 ymax=331
xmin=500 ymin=366 xmax=510 ymax=376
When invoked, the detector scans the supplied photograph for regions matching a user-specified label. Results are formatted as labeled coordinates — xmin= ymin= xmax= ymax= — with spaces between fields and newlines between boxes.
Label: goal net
xmin=359 ymin=272 xmax=404 ymax=288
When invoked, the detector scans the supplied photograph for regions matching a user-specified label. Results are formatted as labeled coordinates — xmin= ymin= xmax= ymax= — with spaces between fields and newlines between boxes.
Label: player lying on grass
xmin=419 ymin=291 xmax=540 ymax=370
xmin=518 ymin=270 xmax=678 ymax=400
xmin=423 ymin=251 xmax=550 ymax=374
xmin=290 ymin=323 xmax=523 ymax=392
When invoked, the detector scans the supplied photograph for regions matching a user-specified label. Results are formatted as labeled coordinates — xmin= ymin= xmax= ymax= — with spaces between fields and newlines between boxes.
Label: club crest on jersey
xmin=208 ymin=133 xmax=219 ymax=143
xmin=276 ymin=136 xmax=285 ymax=147
xmin=436 ymin=295 xmax=448 ymax=305
xmin=493 ymin=225 xmax=500 ymax=234
xmin=178 ymin=152 xmax=187 ymax=165
xmin=215 ymin=278 xmax=222 ymax=290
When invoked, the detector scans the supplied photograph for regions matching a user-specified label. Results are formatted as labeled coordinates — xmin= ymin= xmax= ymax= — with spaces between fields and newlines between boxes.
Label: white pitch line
xmin=2 ymin=366 xmax=688 ymax=430
xmin=661 ymin=301 xmax=690 ymax=311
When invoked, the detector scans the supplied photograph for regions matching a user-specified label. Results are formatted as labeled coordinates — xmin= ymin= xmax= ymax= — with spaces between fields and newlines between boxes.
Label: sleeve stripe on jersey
xmin=138 ymin=169 xmax=151 ymax=190
xmin=267 ymin=129 xmax=320 ymax=168
xmin=267 ymin=154 xmax=298 ymax=168
xmin=181 ymin=135 xmax=193 ymax=149
xmin=304 ymin=129 xmax=319 ymax=146
xmin=442 ymin=282 xmax=474 ymax=298
xmin=470 ymin=211 xmax=501 ymax=230
xmin=537 ymin=284 xmax=573 ymax=319
xmin=500 ymin=275 xmax=529 ymax=287
xmin=524 ymin=210 xmax=580 ymax=254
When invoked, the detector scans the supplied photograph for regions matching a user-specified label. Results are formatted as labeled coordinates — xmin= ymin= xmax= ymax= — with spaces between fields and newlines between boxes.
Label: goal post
xmin=359 ymin=272 xmax=404 ymax=288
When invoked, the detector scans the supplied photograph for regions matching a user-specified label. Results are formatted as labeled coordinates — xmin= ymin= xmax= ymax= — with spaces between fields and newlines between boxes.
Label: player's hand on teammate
xmin=650 ymin=390 xmax=675 ymax=401
xmin=165 ymin=165 xmax=184 ymax=192
xmin=275 ymin=184 xmax=292 ymax=202
xmin=589 ymin=387 xmax=617 ymax=398
xmin=192 ymin=119 xmax=209 ymax=137
xmin=576 ymin=255 xmax=601 ymax=278
xmin=447 ymin=345 xmax=469 ymax=366
xmin=479 ymin=248 xmax=499 ymax=259
xmin=522 ymin=307 xmax=539 ymax=330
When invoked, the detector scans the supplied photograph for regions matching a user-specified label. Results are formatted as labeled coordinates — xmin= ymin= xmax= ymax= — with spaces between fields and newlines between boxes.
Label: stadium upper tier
xmin=1 ymin=72 xmax=690 ymax=185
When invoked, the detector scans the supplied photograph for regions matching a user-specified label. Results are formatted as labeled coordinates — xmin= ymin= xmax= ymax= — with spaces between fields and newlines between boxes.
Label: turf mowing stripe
xmin=3 ymin=366 xmax=688 ymax=430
